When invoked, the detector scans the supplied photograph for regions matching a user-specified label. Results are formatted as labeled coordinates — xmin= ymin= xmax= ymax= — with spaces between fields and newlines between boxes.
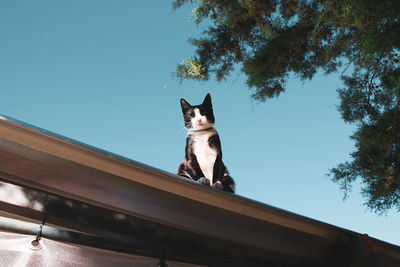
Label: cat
xmin=177 ymin=93 xmax=235 ymax=193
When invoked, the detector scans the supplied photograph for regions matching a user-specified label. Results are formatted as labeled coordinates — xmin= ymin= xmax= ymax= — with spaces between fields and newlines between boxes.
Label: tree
xmin=173 ymin=0 xmax=400 ymax=214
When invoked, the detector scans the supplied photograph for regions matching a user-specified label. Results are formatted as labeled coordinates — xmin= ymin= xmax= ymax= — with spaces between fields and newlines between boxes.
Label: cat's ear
xmin=202 ymin=93 xmax=212 ymax=107
xmin=180 ymin=98 xmax=192 ymax=113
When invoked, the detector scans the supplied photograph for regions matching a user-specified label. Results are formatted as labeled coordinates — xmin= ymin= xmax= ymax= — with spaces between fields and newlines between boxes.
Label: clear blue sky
xmin=1 ymin=1 xmax=399 ymax=245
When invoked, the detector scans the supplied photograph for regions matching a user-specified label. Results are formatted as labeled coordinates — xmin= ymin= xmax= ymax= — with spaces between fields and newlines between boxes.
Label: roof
xmin=0 ymin=114 xmax=399 ymax=266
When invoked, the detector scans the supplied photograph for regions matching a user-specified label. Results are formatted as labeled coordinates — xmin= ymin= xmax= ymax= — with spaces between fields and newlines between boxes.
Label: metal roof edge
xmin=0 ymin=114 xmax=343 ymax=238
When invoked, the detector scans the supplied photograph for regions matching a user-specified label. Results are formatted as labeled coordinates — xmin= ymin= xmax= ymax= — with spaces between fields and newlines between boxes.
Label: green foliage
xmin=176 ymin=58 xmax=207 ymax=80
xmin=174 ymin=0 xmax=400 ymax=213
xmin=331 ymin=108 xmax=400 ymax=214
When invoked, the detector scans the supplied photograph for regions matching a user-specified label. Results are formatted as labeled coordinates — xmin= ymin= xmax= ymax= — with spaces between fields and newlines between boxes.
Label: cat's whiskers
xmin=180 ymin=123 xmax=191 ymax=133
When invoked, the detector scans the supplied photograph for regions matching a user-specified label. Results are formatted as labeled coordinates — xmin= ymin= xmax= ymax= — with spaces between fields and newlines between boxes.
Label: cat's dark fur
xmin=177 ymin=94 xmax=235 ymax=193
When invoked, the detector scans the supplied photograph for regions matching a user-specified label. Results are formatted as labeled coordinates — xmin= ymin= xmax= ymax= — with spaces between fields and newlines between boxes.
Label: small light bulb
xmin=30 ymin=239 xmax=43 ymax=250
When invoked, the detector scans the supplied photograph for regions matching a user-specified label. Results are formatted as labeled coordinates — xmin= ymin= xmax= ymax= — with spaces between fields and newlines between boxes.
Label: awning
xmin=1 ymin=114 xmax=399 ymax=266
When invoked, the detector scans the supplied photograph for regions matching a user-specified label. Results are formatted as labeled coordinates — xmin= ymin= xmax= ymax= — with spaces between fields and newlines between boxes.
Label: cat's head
xmin=180 ymin=93 xmax=215 ymax=131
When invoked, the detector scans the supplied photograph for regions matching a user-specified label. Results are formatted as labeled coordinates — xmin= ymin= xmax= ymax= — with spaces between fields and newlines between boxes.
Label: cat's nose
xmin=197 ymin=119 xmax=202 ymax=123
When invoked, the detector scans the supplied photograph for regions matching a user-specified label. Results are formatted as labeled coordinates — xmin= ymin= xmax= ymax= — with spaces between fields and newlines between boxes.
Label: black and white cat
xmin=177 ymin=94 xmax=235 ymax=193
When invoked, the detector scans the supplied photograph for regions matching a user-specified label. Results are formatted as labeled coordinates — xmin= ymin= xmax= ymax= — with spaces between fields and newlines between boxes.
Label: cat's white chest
xmin=191 ymin=129 xmax=217 ymax=184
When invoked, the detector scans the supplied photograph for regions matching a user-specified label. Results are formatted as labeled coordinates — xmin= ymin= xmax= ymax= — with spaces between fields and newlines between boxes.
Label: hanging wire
xmin=30 ymin=218 xmax=46 ymax=250
xmin=157 ymin=251 xmax=168 ymax=267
